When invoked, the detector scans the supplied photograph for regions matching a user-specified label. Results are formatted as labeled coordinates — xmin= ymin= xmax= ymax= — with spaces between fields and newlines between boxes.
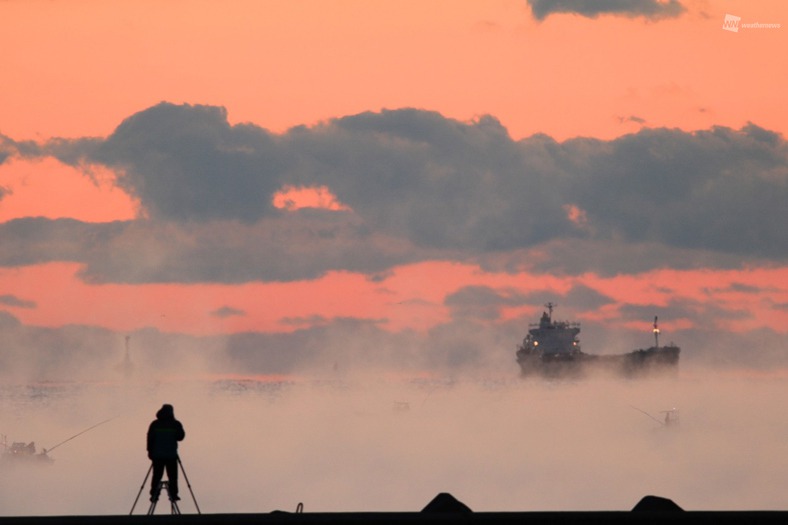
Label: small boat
xmin=1 ymin=435 xmax=54 ymax=465
xmin=516 ymin=303 xmax=680 ymax=378
xmin=1 ymin=418 xmax=112 ymax=467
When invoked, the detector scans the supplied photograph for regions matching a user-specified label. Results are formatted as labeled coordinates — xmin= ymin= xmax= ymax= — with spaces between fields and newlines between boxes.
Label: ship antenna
xmin=545 ymin=302 xmax=555 ymax=320
xmin=653 ymin=316 xmax=660 ymax=348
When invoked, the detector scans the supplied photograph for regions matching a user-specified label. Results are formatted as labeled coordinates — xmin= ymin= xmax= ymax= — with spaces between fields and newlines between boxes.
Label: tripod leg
xmin=147 ymin=481 xmax=167 ymax=515
xmin=129 ymin=464 xmax=153 ymax=515
xmin=177 ymin=456 xmax=201 ymax=514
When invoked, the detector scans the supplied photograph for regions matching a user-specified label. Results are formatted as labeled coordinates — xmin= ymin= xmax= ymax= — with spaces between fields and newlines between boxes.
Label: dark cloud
xmin=564 ymin=284 xmax=616 ymax=310
xmin=0 ymin=218 xmax=128 ymax=268
xmin=445 ymin=285 xmax=530 ymax=321
xmin=527 ymin=0 xmax=686 ymax=21
xmin=0 ymin=213 xmax=429 ymax=283
xmin=443 ymin=283 xmax=613 ymax=331
xmin=57 ymin=103 xmax=285 ymax=223
xmin=279 ymin=314 xmax=331 ymax=328
xmin=508 ymin=285 xmax=614 ymax=321
xmin=1 ymin=134 xmax=27 ymax=165
xmin=474 ymin=239 xmax=760 ymax=278
xmin=211 ymin=306 xmax=246 ymax=318
xmin=0 ymin=294 xmax=36 ymax=309
xmin=567 ymin=125 xmax=788 ymax=260
xmin=283 ymin=109 xmax=571 ymax=252
xmin=0 ymin=134 xmax=42 ymax=161
xmin=703 ymin=282 xmax=777 ymax=295
xmin=617 ymin=115 xmax=646 ymax=125
xmin=4 ymin=104 xmax=786 ymax=284
xmin=0 ymin=135 xmax=15 ymax=165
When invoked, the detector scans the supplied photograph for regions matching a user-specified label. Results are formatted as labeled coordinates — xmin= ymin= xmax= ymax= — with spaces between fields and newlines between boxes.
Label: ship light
xmin=533 ymin=341 xmax=539 ymax=346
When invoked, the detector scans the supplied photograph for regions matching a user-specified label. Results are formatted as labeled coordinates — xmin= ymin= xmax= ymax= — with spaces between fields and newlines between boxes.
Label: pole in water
xmin=129 ymin=464 xmax=153 ymax=515
xmin=629 ymin=405 xmax=666 ymax=426
xmin=178 ymin=456 xmax=201 ymax=514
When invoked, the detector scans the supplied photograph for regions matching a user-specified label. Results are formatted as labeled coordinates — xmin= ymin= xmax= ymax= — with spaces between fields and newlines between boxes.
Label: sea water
xmin=2 ymin=368 xmax=788 ymax=516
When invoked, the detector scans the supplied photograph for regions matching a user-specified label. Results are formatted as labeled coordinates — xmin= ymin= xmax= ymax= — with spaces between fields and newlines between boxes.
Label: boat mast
xmin=653 ymin=316 xmax=660 ymax=348
xmin=545 ymin=302 xmax=555 ymax=321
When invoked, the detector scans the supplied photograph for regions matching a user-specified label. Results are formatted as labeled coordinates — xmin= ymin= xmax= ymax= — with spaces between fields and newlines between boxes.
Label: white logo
xmin=722 ymin=14 xmax=741 ymax=32
xmin=722 ymin=13 xmax=780 ymax=32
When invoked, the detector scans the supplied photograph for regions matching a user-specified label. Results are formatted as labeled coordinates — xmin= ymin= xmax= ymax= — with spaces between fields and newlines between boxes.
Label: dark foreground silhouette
xmin=2 ymin=493 xmax=788 ymax=524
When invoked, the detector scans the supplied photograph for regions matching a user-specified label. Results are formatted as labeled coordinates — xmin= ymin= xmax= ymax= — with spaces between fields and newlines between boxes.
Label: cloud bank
xmin=527 ymin=0 xmax=686 ymax=21
xmin=1 ymin=103 xmax=785 ymax=285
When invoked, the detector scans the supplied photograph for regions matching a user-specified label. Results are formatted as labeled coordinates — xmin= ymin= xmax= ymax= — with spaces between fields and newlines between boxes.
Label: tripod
xmin=149 ymin=480 xmax=180 ymax=515
xmin=130 ymin=457 xmax=201 ymax=515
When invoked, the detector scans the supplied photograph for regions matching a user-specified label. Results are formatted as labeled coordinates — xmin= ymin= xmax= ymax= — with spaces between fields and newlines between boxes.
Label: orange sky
xmin=1 ymin=0 xmax=786 ymax=339
xmin=1 ymin=0 xmax=786 ymax=141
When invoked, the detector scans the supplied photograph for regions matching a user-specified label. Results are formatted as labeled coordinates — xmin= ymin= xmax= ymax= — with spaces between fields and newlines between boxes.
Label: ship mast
xmin=653 ymin=316 xmax=660 ymax=348
xmin=545 ymin=302 xmax=555 ymax=321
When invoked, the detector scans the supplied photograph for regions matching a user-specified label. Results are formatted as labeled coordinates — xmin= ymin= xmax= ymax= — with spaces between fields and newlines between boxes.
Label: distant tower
xmin=119 ymin=335 xmax=134 ymax=378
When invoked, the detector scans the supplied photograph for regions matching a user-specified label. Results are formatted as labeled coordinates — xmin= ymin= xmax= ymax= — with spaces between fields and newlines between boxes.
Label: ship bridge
xmin=527 ymin=303 xmax=581 ymax=356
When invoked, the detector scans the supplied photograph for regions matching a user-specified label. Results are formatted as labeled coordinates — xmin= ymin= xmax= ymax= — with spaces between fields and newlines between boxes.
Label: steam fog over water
xmin=3 ymin=364 xmax=788 ymax=516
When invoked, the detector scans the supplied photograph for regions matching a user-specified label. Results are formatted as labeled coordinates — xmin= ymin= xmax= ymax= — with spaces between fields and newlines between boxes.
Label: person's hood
xmin=156 ymin=404 xmax=175 ymax=420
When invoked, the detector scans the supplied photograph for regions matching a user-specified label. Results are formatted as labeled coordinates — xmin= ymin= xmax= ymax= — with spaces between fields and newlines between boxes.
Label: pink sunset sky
xmin=0 ymin=0 xmax=786 ymax=377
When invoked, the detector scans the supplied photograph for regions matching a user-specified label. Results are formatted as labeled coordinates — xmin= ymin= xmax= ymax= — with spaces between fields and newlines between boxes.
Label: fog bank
xmin=2 ymin=368 xmax=788 ymax=516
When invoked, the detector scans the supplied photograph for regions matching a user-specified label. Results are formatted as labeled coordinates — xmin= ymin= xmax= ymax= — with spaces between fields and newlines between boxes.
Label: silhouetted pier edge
xmin=3 ymin=511 xmax=788 ymax=525
xmin=1 ymin=495 xmax=787 ymax=524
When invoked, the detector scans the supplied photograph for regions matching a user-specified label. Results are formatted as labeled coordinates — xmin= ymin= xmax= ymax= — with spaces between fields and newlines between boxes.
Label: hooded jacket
xmin=147 ymin=404 xmax=185 ymax=460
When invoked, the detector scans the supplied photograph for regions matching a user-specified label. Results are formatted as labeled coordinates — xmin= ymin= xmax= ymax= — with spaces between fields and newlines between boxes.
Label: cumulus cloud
xmin=566 ymin=125 xmax=788 ymax=259
xmin=51 ymin=104 xmax=284 ymax=224
xmin=8 ymin=103 xmax=779 ymax=286
xmin=527 ymin=0 xmax=686 ymax=21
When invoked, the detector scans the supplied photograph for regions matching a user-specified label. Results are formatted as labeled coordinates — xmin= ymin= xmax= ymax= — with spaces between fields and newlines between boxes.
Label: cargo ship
xmin=516 ymin=303 xmax=680 ymax=378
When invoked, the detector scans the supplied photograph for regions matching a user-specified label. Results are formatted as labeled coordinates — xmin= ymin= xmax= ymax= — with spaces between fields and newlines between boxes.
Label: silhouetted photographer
xmin=147 ymin=404 xmax=185 ymax=501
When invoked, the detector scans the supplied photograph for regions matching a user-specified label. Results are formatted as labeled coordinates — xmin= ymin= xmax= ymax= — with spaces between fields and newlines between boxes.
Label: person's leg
xmin=150 ymin=461 xmax=165 ymax=500
xmin=165 ymin=459 xmax=179 ymax=499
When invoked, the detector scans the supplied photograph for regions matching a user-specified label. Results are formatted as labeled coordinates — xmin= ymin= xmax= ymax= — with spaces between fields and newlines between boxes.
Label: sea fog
xmin=2 ymin=364 xmax=788 ymax=516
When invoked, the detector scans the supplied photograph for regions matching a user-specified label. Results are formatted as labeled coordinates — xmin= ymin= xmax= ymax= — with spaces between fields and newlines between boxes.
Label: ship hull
xmin=516 ymin=345 xmax=680 ymax=379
